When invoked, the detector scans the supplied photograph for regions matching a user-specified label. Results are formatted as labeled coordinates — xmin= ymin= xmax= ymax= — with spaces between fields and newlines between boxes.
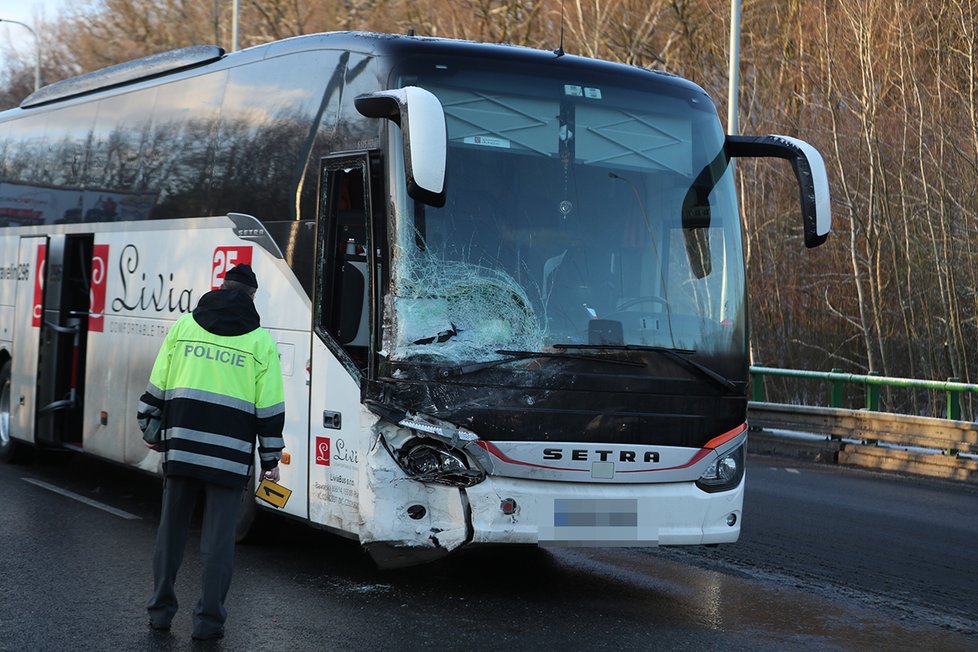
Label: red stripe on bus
xmin=703 ymin=423 xmax=748 ymax=449
xmin=616 ymin=424 xmax=746 ymax=473
xmin=475 ymin=440 xmax=585 ymax=472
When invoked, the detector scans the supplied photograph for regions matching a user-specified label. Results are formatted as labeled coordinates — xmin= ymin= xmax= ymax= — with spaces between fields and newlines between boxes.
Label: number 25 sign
xmin=211 ymin=246 xmax=253 ymax=290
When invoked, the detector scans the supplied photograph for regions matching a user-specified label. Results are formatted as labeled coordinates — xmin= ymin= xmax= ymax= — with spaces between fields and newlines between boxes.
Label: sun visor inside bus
xmin=20 ymin=45 xmax=226 ymax=109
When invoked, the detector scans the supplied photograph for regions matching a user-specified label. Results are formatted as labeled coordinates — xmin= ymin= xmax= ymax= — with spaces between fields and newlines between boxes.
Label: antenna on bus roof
xmin=554 ymin=0 xmax=565 ymax=57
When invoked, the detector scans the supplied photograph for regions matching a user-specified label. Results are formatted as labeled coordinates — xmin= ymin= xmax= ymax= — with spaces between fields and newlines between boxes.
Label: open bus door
xmin=32 ymin=234 xmax=93 ymax=448
xmin=306 ymin=153 xmax=381 ymax=535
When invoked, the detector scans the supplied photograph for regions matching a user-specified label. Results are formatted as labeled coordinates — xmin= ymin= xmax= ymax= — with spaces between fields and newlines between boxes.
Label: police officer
xmin=137 ymin=263 xmax=285 ymax=640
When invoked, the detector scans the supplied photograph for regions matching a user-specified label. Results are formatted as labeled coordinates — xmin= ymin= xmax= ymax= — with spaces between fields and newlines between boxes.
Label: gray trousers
xmin=146 ymin=475 xmax=242 ymax=636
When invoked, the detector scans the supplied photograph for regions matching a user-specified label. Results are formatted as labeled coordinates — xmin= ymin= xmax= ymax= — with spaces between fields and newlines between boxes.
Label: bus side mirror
xmin=355 ymin=86 xmax=447 ymax=208
xmin=725 ymin=134 xmax=831 ymax=248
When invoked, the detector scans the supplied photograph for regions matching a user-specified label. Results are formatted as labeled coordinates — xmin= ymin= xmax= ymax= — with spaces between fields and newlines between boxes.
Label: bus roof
xmin=15 ymin=31 xmax=707 ymax=112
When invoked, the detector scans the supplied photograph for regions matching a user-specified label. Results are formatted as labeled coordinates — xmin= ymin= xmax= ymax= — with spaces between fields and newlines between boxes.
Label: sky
xmin=0 ymin=0 xmax=70 ymax=58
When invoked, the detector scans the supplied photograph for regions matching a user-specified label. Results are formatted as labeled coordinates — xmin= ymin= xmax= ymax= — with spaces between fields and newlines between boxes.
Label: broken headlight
xmin=371 ymin=411 xmax=491 ymax=487
xmin=396 ymin=439 xmax=485 ymax=487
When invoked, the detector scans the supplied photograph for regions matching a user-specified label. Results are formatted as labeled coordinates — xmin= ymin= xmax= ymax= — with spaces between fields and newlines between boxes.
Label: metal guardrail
xmin=747 ymin=401 xmax=978 ymax=483
xmin=750 ymin=366 xmax=978 ymax=420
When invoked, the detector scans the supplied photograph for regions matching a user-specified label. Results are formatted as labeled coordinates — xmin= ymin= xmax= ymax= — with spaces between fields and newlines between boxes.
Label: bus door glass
xmin=316 ymin=156 xmax=372 ymax=366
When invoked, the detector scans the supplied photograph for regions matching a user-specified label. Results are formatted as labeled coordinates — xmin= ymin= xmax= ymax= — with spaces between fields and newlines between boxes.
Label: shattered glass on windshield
xmin=392 ymin=251 xmax=545 ymax=362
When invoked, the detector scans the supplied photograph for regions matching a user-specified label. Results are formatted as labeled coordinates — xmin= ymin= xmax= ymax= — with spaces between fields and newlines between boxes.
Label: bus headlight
xmin=696 ymin=445 xmax=745 ymax=493
xmin=395 ymin=439 xmax=485 ymax=488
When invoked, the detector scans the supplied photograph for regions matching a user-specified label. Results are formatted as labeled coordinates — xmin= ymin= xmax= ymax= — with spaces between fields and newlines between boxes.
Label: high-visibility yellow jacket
xmin=137 ymin=289 xmax=285 ymax=488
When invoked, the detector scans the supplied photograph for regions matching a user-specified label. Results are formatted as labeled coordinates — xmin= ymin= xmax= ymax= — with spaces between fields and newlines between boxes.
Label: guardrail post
xmin=751 ymin=367 xmax=766 ymax=402
xmin=830 ymin=368 xmax=845 ymax=408
xmin=828 ymin=368 xmax=845 ymax=441
xmin=947 ymin=378 xmax=961 ymax=421
xmin=946 ymin=378 xmax=961 ymax=456
xmin=863 ymin=371 xmax=881 ymax=446
xmin=866 ymin=371 xmax=880 ymax=411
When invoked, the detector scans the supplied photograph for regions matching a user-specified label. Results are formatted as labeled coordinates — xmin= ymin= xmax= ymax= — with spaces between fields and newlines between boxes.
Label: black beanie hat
xmin=225 ymin=264 xmax=258 ymax=290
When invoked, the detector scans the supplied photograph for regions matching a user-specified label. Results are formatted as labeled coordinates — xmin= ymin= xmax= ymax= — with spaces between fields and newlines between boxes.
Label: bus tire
xmin=0 ymin=360 xmax=26 ymax=464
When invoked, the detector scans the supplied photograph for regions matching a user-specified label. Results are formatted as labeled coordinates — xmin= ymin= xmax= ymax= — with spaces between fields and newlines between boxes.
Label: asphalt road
xmin=677 ymin=457 xmax=978 ymax=633
xmin=0 ymin=452 xmax=975 ymax=651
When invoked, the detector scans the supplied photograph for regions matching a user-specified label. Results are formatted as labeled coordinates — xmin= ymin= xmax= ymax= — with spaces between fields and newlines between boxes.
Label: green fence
xmin=749 ymin=366 xmax=978 ymax=420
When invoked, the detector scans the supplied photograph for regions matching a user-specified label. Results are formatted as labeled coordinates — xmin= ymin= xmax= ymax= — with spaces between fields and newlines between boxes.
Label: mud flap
xmin=359 ymin=427 xmax=472 ymax=568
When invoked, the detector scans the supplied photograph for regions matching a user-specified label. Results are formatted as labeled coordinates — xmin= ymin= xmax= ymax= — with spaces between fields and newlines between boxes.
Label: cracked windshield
xmin=390 ymin=61 xmax=745 ymax=366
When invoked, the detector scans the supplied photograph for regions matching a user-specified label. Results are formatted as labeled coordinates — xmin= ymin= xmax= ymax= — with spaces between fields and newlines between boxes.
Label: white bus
xmin=0 ymin=32 xmax=830 ymax=567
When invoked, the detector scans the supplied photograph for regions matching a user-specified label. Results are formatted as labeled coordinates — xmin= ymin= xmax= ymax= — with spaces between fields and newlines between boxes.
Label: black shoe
xmin=148 ymin=621 xmax=171 ymax=631
xmin=191 ymin=629 xmax=224 ymax=641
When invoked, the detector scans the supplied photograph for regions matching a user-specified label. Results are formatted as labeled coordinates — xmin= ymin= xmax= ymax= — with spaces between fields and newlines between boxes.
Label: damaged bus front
xmin=326 ymin=42 xmax=829 ymax=567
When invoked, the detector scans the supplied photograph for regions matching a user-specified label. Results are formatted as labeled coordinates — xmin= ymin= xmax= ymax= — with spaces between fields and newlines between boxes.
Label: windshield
xmin=386 ymin=58 xmax=746 ymax=367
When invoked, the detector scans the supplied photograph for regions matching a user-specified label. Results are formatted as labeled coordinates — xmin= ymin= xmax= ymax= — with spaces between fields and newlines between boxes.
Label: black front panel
xmin=371 ymin=352 xmax=748 ymax=448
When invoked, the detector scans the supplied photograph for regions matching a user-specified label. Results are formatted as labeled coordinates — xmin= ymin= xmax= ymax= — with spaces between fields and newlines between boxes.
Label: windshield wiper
xmin=438 ymin=349 xmax=646 ymax=378
xmin=553 ymin=343 xmax=739 ymax=393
